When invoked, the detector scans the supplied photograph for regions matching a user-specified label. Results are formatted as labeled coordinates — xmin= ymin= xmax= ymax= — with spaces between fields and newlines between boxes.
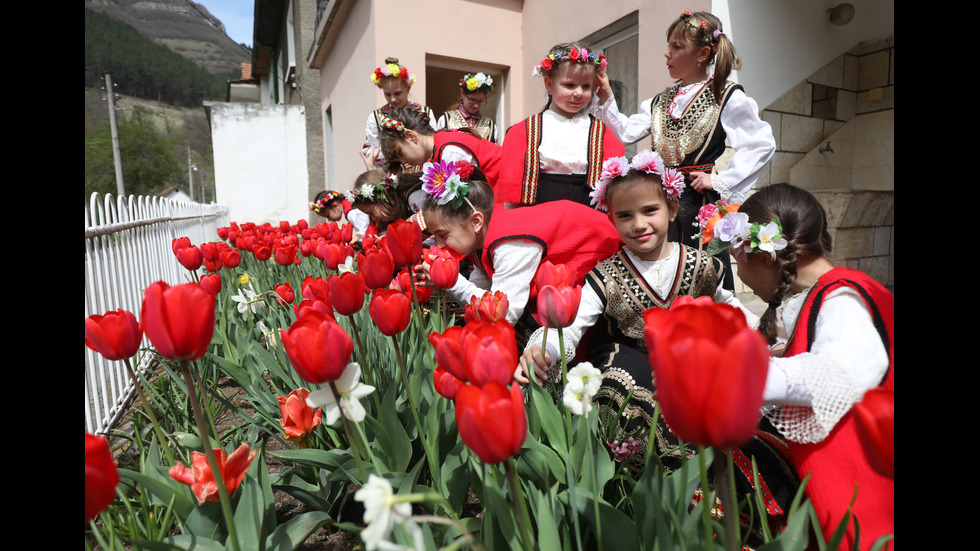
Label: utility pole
xmin=105 ymin=74 xmax=125 ymax=197
xmin=187 ymin=146 xmax=195 ymax=202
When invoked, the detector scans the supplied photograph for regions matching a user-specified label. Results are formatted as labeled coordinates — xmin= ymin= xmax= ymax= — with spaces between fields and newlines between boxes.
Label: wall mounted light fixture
xmin=827 ymin=3 xmax=856 ymax=26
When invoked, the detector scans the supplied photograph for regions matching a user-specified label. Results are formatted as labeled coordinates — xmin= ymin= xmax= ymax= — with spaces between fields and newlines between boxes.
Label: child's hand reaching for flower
xmin=514 ymin=345 xmax=551 ymax=385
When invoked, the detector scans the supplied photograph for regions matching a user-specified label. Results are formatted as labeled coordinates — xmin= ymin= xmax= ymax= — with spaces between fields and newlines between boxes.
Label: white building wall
xmin=206 ymin=102 xmax=309 ymax=225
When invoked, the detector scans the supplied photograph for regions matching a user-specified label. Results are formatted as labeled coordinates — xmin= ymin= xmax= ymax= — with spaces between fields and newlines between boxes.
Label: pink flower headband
xmin=679 ymin=10 xmax=724 ymax=51
xmin=370 ymin=61 xmax=416 ymax=88
xmin=421 ymin=159 xmax=476 ymax=210
xmin=533 ymin=47 xmax=608 ymax=77
xmin=589 ymin=150 xmax=685 ymax=211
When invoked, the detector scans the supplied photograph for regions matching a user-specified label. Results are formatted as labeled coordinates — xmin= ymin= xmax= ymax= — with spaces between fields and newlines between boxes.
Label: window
xmin=584 ymin=12 xmax=639 ymax=156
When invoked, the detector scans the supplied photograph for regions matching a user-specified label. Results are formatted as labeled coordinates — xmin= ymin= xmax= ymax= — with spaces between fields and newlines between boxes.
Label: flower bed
xmin=84 ymin=217 xmax=892 ymax=551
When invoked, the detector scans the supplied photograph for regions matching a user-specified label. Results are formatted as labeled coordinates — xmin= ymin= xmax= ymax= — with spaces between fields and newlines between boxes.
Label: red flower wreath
xmin=568 ymin=48 xmax=580 ymax=61
xmin=541 ymin=58 xmax=553 ymax=71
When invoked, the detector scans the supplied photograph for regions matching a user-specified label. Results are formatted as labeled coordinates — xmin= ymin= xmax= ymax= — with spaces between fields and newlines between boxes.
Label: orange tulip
xmin=643 ymin=299 xmax=769 ymax=448
xmin=169 ymin=443 xmax=258 ymax=505
xmin=278 ymin=388 xmax=322 ymax=448
xmin=463 ymin=290 xmax=509 ymax=323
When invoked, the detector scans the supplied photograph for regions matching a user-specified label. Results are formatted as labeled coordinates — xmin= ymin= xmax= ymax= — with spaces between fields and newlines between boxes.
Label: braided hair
xmin=738 ymin=183 xmax=833 ymax=344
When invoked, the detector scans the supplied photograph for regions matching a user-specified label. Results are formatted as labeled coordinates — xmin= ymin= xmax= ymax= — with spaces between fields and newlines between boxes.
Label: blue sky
xmin=201 ymin=0 xmax=254 ymax=47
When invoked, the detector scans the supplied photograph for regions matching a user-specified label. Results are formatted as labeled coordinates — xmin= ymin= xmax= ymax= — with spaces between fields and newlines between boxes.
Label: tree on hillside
xmin=85 ymin=106 xmax=184 ymax=200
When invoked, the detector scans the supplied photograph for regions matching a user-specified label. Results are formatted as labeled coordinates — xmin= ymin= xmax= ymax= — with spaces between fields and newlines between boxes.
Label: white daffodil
xmin=354 ymin=474 xmax=413 ymax=551
xmin=230 ymin=286 xmax=263 ymax=321
xmin=306 ymin=362 xmax=376 ymax=425
xmin=337 ymin=255 xmax=355 ymax=274
xmin=755 ymin=221 xmax=788 ymax=259
xmin=563 ymin=362 xmax=603 ymax=416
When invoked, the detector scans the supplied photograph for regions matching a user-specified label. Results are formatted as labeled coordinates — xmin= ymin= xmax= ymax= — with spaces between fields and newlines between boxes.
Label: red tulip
xmin=643 ymin=300 xmax=769 ymax=449
xmin=536 ymin=283 xmax=582 ymax=329
xmin=393 ymin=269 xmax=434 ymax=303
xmin=369 ymin=289 xmax=412 ymax=336
xmin=454 ymin=380 xmax=527 ymax=464
xmin=358 ymin=248 xmax=395 ymax=290
xmin=278 ymin=388 xmax=322 ymax=447
xmin=429 ymin=255 xmax=460 ymax=289
xmin=280 ymin=311 xmax=353 ymax=384
xmin=203 ymin=257 xmax=223 ymax=272
xmin=534 ymin=260 xmax=577 ymax=289
xmin=85 ymin=309 xmax=143 ymax=361
xmin=464 ymin=290 xmax=509 ymax=323
xmin=199 ymin=242 xmax=220 ymax=262
xmin=169 ymin=443 xmax=258 ymax=505
xmin=461 ymin=320 xmax=519 ymax=388
xmin=328 ymin=272 xmax=366 ymax=316
xmin=385 ymin=218 xmax=423 ymax=268
xmin=300 ymin=240 xmax=313 ymax=257
xmin=341 ymin=223 xmax=353 ymax=244
xmin=141 ymin=281 xmax=215 ymax=361
xmin=428 ymin=325 xmax=468 ymax=382
xmin=433 ymin=366 xmax=466 ymax=400
xmin=252 ymin=243 xmax=272 ymax=261
xmin=301 ymin=276 xmax=329 ymax=303
xmin=319 ymin=242 xmax=348 ymax=270
xmin=294 ymin=298 xmax=335 ymax=320
xmin=172 ymin=236 xmax=191 ymax=255
xmin=199 ymin=273 xmax=222 ymax=296
xmin=217 ymin=227 xmax=230 ymax=240
xmin=275 ymin=244 xmax=297 ymax=266
xmin=852 ymin=387 xmax=894 ymax=479
xmin=85 ymin=432 xmax=119 ymax=524
xmin=220 ymin=248 xmax=242 ymax=268
xmin=274 ymin=282 xmax=295 ymax=305
xmin=175 ymin=245 xmax=203 ymax=271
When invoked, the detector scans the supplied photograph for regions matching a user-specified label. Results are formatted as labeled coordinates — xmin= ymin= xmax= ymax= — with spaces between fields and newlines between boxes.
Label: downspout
xmin=258 ymin=43 xmax=279 ymax=104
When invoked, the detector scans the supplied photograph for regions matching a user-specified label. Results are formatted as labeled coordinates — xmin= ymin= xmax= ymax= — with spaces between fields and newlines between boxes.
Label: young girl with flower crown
xmin=703 ymin=183 xmax=894 ymax=550
xmin=496 ymin=43 xmax=625 ymax=208
xmin=311 ymin=189 xmax=371 ymax=238
xmin=414 ymin=159 xmax=620 ymax=347
xmin=593 ymin=11 xmax=774 ymax=290
xmin=361 ymin=57 xmax=438 ymax=171
xmin=514 ymin=152 xmax=798 ymax=543
xmin=377 ymin=107 xmax=503 ymax=187
xmin=434 ymin=73 xmax=499 ymax=143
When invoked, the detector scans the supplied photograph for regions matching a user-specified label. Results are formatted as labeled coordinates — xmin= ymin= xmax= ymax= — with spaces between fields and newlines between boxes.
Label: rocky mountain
xmin=84 ymin=0 xmax=250 ymax=75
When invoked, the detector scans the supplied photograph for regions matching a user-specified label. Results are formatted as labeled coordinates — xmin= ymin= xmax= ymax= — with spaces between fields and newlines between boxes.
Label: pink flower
xmin=660 ymin=168 xmax=686 ymax=198
xmin=600 ymin=156 xmax=630 ymax=182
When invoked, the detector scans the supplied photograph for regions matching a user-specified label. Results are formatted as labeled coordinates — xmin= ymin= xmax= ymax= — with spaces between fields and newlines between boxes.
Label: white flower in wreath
xmin=755 ymin=221 xmax=787 ymax=259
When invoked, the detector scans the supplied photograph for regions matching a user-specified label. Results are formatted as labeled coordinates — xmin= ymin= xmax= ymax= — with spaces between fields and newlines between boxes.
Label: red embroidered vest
xmin=432 ymin=131 xmax=503 ymax=188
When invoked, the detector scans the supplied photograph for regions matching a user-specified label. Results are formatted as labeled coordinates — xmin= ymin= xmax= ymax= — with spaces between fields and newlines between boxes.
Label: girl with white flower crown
xmin=495 ymin=42 xmax=625 ymax=208
xmin=592 ymin=10 xmax=775 ymax=291
xmin=715 ymin=183 xmax=894 ymax=550
xmin=515 ymin=152 xmax=799 ymax=543
xmin=361 ymin=57 xmax=438 ymax=171
xmin=434 ymin=72 xmax=499 ymax=143
xmin=414 ymin=160 xmax=620 ymax=348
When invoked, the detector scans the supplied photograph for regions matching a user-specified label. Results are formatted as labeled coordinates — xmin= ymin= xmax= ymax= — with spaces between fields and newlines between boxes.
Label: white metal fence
xmin=85 ymin=192 xmax=230 ymax=435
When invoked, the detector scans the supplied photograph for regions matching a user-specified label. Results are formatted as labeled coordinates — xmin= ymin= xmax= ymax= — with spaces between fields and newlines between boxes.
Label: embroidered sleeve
xmin=713 ymin=89 xmax=775 ymax=203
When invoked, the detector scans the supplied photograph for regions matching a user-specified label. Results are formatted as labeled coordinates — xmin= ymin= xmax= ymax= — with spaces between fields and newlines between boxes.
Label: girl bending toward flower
xmin=515 ymin=152 xmax=799 ymax=544
xmin=346 ymin=169 xmax=426 ymax=236
xmin=414 ymin=159 xmax=620 ymax=348
xmin=495 ymin=43 xmax=624 ymax=208
xmin=378 ymin=107 xmax=502 ymax=187
xmin=711 ymin=183 xmax=893 ymax=550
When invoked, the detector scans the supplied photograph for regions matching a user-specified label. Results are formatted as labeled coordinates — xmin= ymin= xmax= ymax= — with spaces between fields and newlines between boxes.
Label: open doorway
xmin=425 ymin=56 xmax=506 ymax=142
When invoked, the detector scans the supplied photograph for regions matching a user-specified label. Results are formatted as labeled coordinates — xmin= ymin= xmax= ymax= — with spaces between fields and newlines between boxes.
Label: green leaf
xmin=529 ymin=383 xmax=567 ymax=454
xmin=264 ymin=511 xmax=333 ymax=551
xmin=154 ymin=534 xmax=226 ymax=550
xmin=560 ymin=486 xmax=641 ymax=550
xmin=117 ymin=468 xmax=195 ymax=520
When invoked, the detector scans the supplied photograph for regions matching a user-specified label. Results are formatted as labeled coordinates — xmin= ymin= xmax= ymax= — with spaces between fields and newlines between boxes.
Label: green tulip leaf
xmin=264 ymin=511 xmax=333 ymax=551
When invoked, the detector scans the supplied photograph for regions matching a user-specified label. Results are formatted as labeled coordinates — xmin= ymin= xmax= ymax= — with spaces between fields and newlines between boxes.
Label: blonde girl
xmin=361 ymin=57 xmax=437 ymax=171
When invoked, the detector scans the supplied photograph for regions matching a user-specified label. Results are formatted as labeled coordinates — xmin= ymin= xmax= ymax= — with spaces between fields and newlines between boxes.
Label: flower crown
xmin=309 ymin=190 xmax=342 ymax=213
xmin=379 ymin=117 xmax=405 ymax=132
xmin=695 ymin=201 xmax=787 ymax=260
xmin=532 ymin=47 xmax=608 ymax=77
xmin=345 ymin=175 xmax=398 ymax=204
xmin=589 ymin=150 xmax=685 ymax=211
xmin=460 ymin=73 xmax=494 ymax=94
xmin=679 ymin=10 xmax=724 ymax=50
xmin=370 ymin=62 xmax=416 ymax=88
xmin=421 ymin=159 xmax=475 ymax=210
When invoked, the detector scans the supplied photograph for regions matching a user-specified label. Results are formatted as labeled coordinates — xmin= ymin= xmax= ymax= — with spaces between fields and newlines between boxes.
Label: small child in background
xmin=495 ymin=43 xmax=624 ymax=208
xmin=362 ymin=57 xmax=437 ymax=171
xmin=707 ymin=183 xmax=894 ymax=550
xmin=311 ymin=189 xmax=370 ymax=239
xmin=435 ymin=72 xmax=499 ymax=143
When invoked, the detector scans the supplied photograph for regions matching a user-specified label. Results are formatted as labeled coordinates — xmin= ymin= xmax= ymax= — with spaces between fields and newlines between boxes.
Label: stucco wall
xmin=207 ymin=102 xmax=310 ymax=225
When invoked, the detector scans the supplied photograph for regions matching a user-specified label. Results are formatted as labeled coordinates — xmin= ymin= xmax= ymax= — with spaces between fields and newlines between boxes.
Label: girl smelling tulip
xmin=515 ymin=151 xmax=798 ymax=541
xmin=414 ymin=159 xmax=620 ymax=348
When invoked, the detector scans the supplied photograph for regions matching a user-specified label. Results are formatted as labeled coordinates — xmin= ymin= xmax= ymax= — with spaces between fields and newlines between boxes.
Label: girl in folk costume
xmin=435 ymin=73 xmax=499 ymax=143
xmin=705 ymin=183 xmax=894 ymax=550
xmin=361 ymin=57 xmax=437 ymax=171
xmin=413 ymin=160 xmax=620 ymax=346
xmin=378 ymin=107 xmax=503 ymax=187
xmin=514 ymin=153 xmax=798 ymax=543
xmin=593 ymin=10 xmax=774 ymax=290
xmin=496 ymin=43 xmax=624 ymax=208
